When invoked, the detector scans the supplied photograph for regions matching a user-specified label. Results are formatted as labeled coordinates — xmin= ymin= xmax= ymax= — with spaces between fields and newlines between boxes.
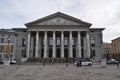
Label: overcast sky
xmin=0 ymin=0 xmax=120 ymax=42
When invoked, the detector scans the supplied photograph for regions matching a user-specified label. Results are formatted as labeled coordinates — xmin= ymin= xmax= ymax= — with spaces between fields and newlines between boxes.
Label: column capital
xmin=69 ymin=31 xmax=72 ymax=33
xmin=36 ymin=31 xmax=39 ymax=33
xmin=53 ymin=31 xmax=56 ymax=33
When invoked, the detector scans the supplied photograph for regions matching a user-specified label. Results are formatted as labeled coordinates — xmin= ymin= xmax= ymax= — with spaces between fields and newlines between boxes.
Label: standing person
xmin=79 ymin=60 xmax=81 ymax=67
xmin=117 ymin=62 xmax=119 ymax=69
xmin=76 ymin=60 xmax=79 ymax=67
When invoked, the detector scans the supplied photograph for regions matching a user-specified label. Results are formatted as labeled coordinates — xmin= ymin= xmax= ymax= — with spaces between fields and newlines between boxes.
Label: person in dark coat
xmin=79 ymin=60 xmax=82 ymax=67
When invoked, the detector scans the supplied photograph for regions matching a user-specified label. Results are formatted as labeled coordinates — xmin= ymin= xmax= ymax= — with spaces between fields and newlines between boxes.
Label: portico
xmin=26 ymin=30 xmax=90 ymax=59
xmin=25 ymin=12 xmax=92 ymax=60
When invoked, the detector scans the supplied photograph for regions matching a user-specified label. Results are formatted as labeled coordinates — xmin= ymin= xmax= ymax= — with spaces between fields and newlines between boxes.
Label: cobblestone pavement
xmin=0 ymin=63 xmax=120 ymax=80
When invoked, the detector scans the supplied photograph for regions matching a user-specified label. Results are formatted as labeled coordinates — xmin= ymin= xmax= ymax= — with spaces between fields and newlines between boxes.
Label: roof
xmin=90 ymin=28 xmax=105 ymax=31
xmin=112 ymin=37 xmax=120 ymax=41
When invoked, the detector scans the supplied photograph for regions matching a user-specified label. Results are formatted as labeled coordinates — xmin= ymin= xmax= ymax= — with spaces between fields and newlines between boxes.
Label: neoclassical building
xmin=0 ymin=12 xmax=104 ymax=62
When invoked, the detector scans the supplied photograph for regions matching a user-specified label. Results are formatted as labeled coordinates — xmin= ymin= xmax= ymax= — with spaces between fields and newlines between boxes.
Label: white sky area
xmin=0 ymin=0 xmax=120 ymax=43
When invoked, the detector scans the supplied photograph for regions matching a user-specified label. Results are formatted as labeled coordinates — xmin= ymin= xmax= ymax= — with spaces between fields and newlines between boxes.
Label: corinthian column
xmin=44 ymin=31 xmax=48 ymax=58
xmin=86 ymin=31 xmax=90 ymax=58
xmin=52 ymin=31 xmax=56 ymax=58
xmin=69 ymin=31 xmax=73 ymax=58
xmin=35 ymin=31 xmax=39 ymax=58
xmin=61 ymin=31 xmax=64 ymax=58
xmin=77 ymin=31 xmax=81 ymax=58
xmin=26 ymin=31 xmax=31 ymax=58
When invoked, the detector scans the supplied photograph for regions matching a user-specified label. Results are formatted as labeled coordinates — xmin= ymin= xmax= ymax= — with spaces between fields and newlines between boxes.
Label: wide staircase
xmin=25 ymin=58 xmax=77 ymax=63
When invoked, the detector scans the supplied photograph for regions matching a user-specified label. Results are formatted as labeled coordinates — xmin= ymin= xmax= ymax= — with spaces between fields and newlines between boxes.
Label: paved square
xmin=0 ymin=63 xmax=120 ymax=80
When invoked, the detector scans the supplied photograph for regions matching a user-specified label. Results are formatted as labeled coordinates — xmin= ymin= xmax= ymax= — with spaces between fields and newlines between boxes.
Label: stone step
xmin=25 ymin=58 xmax=76 ymax=63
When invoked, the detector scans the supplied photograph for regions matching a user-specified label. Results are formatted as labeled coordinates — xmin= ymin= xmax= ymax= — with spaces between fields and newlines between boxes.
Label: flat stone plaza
xmin=0 ymin=63 xmax=120 ymax=80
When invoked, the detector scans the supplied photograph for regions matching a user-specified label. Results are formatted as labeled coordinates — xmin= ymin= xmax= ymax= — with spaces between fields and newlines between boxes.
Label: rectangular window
xmin=21 ymin=50 xmax=26 ymax=58
xmin=92 ymin=50 xmax=96 ymax=56
xmin=90 ymin=37 xmax=95 ymax=47
xmin=64 ymin=37 xmax=68 ymax=46
xmin=72 ymin=38 xmax=75 ymax=46
xmin=57 ymin=37 xmax=60 ymax=46
xmin=1 ymin=38 xmax=4 ymax=43
xmin=10 ymin=45 xmax=13 ymax=53
xmin=49 ymin=37 xmax=53 ymax=46
xmin=22 ymin=38 xmax=26 ymax=47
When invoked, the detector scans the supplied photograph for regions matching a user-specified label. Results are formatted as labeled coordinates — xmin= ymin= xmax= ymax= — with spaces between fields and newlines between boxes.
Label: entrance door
xmin=41 ymin=49 xmax=44 ymax=57
xmin=73 ymin=49 xmax=76 ymax=58
xmin=49 ymin=49 xmax=52 ymax=58
xmin=56 ymin=49 xmax=60 ymax=58
xmin=81 ymin=49 xmax=84 ymax=58
xmin=64 ymin=49 xmax=68 ymax=58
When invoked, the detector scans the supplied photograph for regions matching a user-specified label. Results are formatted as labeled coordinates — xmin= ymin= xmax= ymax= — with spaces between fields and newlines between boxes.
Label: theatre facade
xmin=0 ymin=12 xmax=104 ymax=62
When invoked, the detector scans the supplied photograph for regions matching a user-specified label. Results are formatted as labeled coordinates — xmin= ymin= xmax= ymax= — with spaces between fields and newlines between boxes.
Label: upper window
xmin=57 ymin=37 xmax=60 ymax=46
xmin=90 ymin=37 xmax=95 ymax=47
xmin=1 ymin=38 xmax=4 ymax=43
xmin=49 ymin=37 xmax=53 ymax=46
xmin=22 ymin=38 xmax=26 ymax=47
xmin=64 ymin=37 xmax=68 ymax=46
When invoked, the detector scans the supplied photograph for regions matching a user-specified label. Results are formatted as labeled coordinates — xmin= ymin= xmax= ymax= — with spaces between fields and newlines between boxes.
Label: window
xmin=49 ymin=37 xmax=53 ymax=46
xmin=64 ymin=37 xmax=68 ymax=46
xmin=72 ymin=38 xmax=75 ymax=46
xmin=92 ymin=50 xmax=96 ymax=56
xmin=57 ymin=37 xmax=60 ymax=46
xmin=91 ymin=50 xmax=96 ymax=57
xmin=90 ymin=37 xmax=95 ymax=47
xmin=1 ymin=38 xmax=4 ymax=43
xmin=22 ymin=38 xmax=26 ymax=47
xmin=23 ymin=30 xmax=26 ymax=32
xmin=21 ymin=50 xmax=26 ymax=58
xmin=42 ymin=38 xmax=44 ymax=46
xmin=91 ymin=31 xmax=94 ymax=33
xmin=0 ymin=45 xmax=3 ymax=52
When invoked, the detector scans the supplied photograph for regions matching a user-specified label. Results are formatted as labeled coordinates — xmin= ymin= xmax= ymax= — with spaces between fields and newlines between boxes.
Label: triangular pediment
xmin=25 ymin=12 xmax=91 ymax=27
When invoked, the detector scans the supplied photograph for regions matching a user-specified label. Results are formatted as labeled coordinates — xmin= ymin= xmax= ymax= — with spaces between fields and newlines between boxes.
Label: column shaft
xmin=35 ymin=31 xmax=39 ymax=57
xmin=61 ymin=31 xmax=64 ymax=58
xmin=30 ymin=37 xmax=34 ymax=57
xmin=69 ymin=31 xmax=73 ymax=58
xmin=44 ymin=31 xmax=48 ymax=58
xmin=77 ymin=31 xmax=81 ymax=58
xmin=86 ymin=31 xmax=90 ymax=58
xmin=26 ymin=31 xmax=31 ymax=58
xmin=52 ymin=31 xmax=56 ymax=58
xmin=39 ymin=37 xmax=41 ymax=57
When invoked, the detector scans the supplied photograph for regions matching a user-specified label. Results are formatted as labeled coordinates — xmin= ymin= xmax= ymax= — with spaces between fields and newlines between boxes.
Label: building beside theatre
xmin=104 ymin=37 xmax=120 ymax=59
xmin=0 ymin=12 xmax=104 ymax=62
